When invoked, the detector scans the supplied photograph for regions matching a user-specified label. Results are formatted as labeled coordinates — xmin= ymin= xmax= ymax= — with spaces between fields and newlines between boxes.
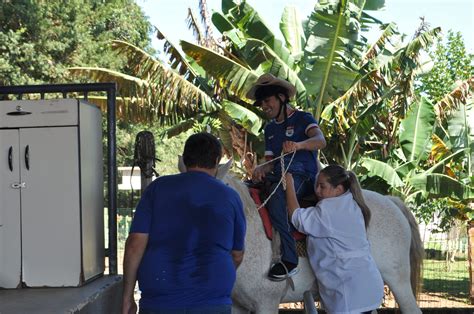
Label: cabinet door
xmin=21 ymin=127 xmax=81 ymax=287
xmin=0 ymin=130 xmax=21 ymax=288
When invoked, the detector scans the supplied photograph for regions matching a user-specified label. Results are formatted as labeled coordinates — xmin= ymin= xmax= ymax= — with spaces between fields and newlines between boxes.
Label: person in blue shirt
xmin=246 ymin=73 xmax=326 ymax=281
xmin=122 ymin=132 xmax=246 ymax=314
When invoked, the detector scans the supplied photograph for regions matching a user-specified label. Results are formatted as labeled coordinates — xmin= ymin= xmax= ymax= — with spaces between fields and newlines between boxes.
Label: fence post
xmin=468 ymin=220 xmax=474 ymax=304
xmin=141 ymin=161 xmax=153 ymax=193
xmin=133 ymin=131 xmax=156 ymax=192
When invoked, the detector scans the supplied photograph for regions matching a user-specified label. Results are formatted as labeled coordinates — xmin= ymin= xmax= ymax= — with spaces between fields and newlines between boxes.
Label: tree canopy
xmin=0 ymin=0 xmax=153 ymax=86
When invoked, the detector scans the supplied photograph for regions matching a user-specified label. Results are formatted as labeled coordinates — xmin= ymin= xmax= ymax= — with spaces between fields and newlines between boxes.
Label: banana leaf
xmin=280 ymin=5 xmax=306 ymax=59
xmin=410 ymin=173 xmax=474 ymax=200
xmin=300 ymin=0 xmax=367 ymax=119
xmin=447 ymin=101 xmax=474 ymax=160
xmin=399 ymin=97 xmax=436 ymax=162
xmin=222 ymin=100 xmax=262 ymax=136
xmin=360 ymin=157 xmax=404 ymax=188
xmin=68 ymin=66 xmax=218 ymax=125
xmin=217 ymin=0 xmax=296 ymax=70
xmin=180 ymin=40 xmax=258 ymax=101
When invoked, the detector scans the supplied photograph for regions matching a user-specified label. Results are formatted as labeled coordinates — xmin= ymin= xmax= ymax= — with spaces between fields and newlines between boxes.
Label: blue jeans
xmin=266 ymin=173 xmax=314 ymax=265
xmin=139 ymin=304 xmax=231 ymax=314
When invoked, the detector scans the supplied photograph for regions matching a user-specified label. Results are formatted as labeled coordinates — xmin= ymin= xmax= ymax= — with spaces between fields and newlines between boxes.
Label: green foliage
xmin=418 ymin=31 xmax=474 ymax=103
xmin=415 ymin=198 xmax=468 ymax=232
xmin=0 ymin=0 xmax=153 ymax=85
xmin=65 ymin=1 xmax=472 ymax=228
xmin=112 ymin=119 xmax=189 ymax=210
xmin=114 ymin=119 xmax=189 ymax=175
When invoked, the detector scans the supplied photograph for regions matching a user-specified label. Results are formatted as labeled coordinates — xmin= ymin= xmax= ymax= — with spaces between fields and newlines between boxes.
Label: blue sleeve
xmin=232 ymin=193 xmax=246 ymax=251
xmin=301 ymin=112 xmax=318 ymax=135
xmin=129 ymin=184 xmax=154 ymax=234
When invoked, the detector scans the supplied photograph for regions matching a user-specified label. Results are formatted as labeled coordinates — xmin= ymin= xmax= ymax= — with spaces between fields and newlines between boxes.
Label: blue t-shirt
xmin=264 ymin=110 xmax=319 ymax=178
xmin=130 ymin=171 xmax=246 ymax=310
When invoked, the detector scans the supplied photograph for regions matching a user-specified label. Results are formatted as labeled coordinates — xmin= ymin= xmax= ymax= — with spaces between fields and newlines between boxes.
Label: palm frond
xmin=186 ymin=8 xmax=205 ymax=47
xmin=180 ymin=40 xmax=258 ymax=101
xmin=198 ymin=0 xmax=215 ymax=47
xmin=155 ymin=27 xmax=196 ymax=79
xmin=361 ymin=22 xmax=399 ymax=66
xmin=69 ymin=59 xmax=218 ymax=125
xmin=216 ymin=0 xmax=297 ymax=70
xmin=388 ymin=26 xmax=441 ymax=118
xmin=436 ymin=77 xmax=474 ymax=120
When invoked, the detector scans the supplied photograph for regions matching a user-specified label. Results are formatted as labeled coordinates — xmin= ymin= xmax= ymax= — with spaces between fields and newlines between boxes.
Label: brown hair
xmin=320 ymin=164 xmax=371 ymax=228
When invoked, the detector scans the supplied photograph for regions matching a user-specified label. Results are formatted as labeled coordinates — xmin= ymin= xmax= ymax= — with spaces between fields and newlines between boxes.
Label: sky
xmin=137 ymin=0 xmax=474 ymax=54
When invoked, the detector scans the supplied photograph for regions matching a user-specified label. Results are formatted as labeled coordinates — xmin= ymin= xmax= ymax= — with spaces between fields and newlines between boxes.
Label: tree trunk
xmin=468 ymin=220 xmax=474 ymax=304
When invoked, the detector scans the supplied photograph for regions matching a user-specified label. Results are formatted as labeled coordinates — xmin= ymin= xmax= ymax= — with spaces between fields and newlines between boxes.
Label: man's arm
xmin=283 ymin=126 xmax=326 ymax=152
xmin=122 ymin=233 xmax=149 ymax=314
xmin=231 ymin=250 xmax=244 ymax=269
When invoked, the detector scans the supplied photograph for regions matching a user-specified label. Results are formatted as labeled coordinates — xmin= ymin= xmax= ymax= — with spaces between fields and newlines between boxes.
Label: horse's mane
xmin=222 ymin=173 xmax=257 ymax=218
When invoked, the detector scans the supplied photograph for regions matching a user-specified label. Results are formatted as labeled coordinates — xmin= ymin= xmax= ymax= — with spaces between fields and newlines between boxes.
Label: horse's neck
xmin=223 ymin=175 xmax=270 ymax=249
xmin=223 ymin=175 xmax=260 ymax=221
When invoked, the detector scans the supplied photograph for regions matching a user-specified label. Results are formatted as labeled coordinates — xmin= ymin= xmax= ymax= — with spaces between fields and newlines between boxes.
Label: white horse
xmin=214 ymin=161 xmax=423 ymax=314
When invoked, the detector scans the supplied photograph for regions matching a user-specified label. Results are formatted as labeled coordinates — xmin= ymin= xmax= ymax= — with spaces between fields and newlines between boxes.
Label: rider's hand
xmin=252 ymin=166 xmax=266 ymax=183
xmin=282 ymin=141 xmax=300 ymax=153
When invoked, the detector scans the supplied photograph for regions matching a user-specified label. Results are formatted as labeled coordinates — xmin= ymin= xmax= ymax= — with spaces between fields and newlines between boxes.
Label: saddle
xmin=247 ymin=186 xmax=307 ymax=241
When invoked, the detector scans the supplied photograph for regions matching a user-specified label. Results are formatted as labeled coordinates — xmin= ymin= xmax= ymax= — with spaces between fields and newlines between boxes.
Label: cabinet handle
xmin=8 ymin=146 xmax=13 ymax=171
xmin=25 ymin=145 xmax=30 ymax=170
xmin=11 ymin=182 xmax=26 ymax=189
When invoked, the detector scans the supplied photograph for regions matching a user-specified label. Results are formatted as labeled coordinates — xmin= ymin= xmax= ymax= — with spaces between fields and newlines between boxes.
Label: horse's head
xmin=177 ymin=155 xmax=232 ymax=179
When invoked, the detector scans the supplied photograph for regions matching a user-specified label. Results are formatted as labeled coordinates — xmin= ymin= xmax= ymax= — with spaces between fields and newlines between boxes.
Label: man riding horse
xmin=247 ymin=73 xmax=327 ymax=281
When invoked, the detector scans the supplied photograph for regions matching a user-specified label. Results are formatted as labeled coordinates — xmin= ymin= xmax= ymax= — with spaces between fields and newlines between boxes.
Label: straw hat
xmin=246 ymin=73 xmax=296 ymax=100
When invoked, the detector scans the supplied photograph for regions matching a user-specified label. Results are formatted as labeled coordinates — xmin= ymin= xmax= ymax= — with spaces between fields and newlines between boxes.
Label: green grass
xmin=422 ymin=259 xmax=470 ymax=302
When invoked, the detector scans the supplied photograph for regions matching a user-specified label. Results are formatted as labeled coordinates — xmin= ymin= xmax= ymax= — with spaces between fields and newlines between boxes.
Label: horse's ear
xmin=216 ymin=158 xmax=233 ymax=180
xmin=178 ymin=155 xmax=187 ymax=173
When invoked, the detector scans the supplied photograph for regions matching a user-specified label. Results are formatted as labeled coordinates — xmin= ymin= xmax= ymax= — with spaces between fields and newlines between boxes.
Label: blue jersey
xmin=130 ymin=171 xmax=246 ymax=310
xmin=264 ymin=110 xmax=319 ymax=178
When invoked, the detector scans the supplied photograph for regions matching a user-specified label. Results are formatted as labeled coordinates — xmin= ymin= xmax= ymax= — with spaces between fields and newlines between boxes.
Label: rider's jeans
xmin=266 ymin=173 xmax=314 ymax=265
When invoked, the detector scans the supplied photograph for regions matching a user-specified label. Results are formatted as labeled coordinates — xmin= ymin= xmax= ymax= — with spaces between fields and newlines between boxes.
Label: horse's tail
xmin=388 ymin=196 xmax=424 ymax=298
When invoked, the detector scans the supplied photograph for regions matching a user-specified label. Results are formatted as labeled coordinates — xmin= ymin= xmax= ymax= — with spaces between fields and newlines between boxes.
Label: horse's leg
xmin=366 ymin=191 xmax=423 ymax=314
xmin=381 ymin=260 xmax=422 ymax=314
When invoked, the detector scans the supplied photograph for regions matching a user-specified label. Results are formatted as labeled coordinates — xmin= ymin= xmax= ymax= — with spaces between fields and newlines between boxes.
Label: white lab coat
xmin=292 ymin=191 xmax=384 ymax=314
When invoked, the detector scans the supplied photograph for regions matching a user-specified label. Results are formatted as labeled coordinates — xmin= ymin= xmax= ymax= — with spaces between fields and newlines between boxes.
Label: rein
xmin=255 ymin=150 xmax=296 ymax=211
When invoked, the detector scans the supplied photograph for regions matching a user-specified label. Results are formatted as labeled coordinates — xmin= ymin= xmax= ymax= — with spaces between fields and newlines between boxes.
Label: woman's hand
xmin=285 ymin=172 xmax=294 ymax=187
xmin=284 ymin=172 xmax=300 ymax=216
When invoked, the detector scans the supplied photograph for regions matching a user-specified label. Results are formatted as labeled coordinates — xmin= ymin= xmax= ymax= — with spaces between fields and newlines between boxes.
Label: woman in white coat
xmin=285 ymin=164 xmax=384 ymax=314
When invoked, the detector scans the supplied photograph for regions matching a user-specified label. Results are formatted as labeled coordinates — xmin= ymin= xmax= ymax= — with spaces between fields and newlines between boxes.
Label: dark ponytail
xmin=320 ymin=165 xmax=371 ymax=229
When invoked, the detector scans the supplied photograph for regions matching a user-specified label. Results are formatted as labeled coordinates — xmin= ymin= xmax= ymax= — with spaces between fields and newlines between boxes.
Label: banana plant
xmin=359 ymin=90 xmax=474 ymax=205
xmin=320 ymin=26 xmax=441 ymax=168
xmin=68 ymin=0 xmax=448 ymax=175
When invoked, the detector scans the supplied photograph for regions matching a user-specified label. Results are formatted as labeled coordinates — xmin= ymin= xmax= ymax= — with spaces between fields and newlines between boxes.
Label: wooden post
xmin=140 ymin=160 xmax=153 ymax=193
xmin=468 ymin=220 xmax=474 ymax=304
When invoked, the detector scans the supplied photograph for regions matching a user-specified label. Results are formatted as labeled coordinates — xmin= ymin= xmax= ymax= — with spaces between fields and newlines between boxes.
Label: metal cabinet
xmin=0 ymin=99 xmax=104 ymax=288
